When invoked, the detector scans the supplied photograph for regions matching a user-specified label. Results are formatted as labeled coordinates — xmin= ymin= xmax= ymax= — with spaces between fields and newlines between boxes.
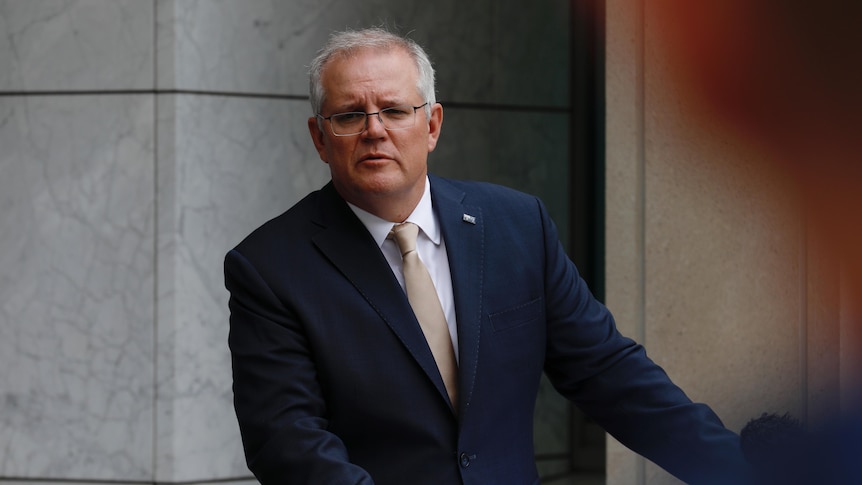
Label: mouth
xmin=359 ymin=153 xmax=393 ymax=163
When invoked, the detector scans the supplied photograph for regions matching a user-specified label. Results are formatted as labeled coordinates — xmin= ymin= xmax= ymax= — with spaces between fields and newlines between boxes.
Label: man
xmin=225 ymin=28 xmax=748 ymax=484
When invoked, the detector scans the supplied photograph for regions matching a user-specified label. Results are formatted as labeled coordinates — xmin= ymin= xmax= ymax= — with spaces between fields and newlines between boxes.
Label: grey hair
xmin=308 ymin=28 xmax=436 ymax=120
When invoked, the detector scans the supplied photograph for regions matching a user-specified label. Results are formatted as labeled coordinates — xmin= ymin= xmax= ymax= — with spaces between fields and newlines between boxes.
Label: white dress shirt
xmin=347 ymin=177 xmax=459 ymax=363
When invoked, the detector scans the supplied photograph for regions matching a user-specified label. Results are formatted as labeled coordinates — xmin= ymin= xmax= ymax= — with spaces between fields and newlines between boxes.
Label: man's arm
xmin=533 ymin=199 xmax=750 ymax=485
xmin=225 ymin=248 xmax=373 ymax=484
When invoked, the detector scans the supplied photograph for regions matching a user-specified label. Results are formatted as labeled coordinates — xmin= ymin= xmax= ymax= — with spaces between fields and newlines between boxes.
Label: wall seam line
xmin=635 ymin=0 xmax=647 ymax=482
xmin=152 ymin=0 xmax=161 ymax=481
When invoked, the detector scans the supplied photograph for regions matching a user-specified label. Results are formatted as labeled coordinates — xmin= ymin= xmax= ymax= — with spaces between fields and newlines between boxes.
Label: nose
xmin=363 ymin=112 xmax=387 ymax=138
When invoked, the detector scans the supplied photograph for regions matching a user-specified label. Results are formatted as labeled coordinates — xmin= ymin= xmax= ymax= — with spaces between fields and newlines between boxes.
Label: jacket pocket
xmin=488 ymin=297 xmax=544 ymax=333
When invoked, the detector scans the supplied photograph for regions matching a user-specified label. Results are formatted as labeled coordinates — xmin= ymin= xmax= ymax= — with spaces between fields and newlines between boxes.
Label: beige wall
xmin=603 ymin=1 xmax=848 ymax=483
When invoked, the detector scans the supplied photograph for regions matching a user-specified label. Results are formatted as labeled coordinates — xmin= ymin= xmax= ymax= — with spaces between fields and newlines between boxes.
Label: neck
xmin=355 ymin=192 xmax=422 ymax=223
xmin=336 ymin=177 xmax=428 ymax=223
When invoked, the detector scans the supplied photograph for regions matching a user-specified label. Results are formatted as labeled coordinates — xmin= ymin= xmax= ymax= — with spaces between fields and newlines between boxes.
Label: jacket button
xmin=459 ymin=452 xmax=471 ymax=468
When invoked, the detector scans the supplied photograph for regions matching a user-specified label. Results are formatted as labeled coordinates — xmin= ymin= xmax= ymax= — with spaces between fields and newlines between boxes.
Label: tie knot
xmin=390 ymin=222 xmax=419 ymax=257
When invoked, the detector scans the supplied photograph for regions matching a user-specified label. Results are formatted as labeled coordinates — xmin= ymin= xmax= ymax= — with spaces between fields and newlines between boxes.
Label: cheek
xmin=400 ymin=128 xmax=433 ymax=161
xmin=399 ymin=144 xmax=426 ymax=168
xmin=324 ymin=140 xmax=355 ymax=165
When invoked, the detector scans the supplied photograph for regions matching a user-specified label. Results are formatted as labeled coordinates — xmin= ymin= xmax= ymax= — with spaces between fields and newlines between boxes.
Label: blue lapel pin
xmin=462 ymin=213 xmax=476 ymax=225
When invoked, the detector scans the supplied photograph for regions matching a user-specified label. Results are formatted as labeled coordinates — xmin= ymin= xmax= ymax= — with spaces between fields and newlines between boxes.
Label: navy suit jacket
xmin=226 ymin=175 xmax=748 ymax=484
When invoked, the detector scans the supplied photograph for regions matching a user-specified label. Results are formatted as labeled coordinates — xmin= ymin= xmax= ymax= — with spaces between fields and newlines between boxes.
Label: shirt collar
xmin=347 ymin=177 xmax=440 ymax=248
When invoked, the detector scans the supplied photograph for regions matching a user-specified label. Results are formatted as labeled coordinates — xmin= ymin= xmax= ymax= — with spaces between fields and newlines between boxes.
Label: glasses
xmin=317 ymin=103 xmax=429 ymax=136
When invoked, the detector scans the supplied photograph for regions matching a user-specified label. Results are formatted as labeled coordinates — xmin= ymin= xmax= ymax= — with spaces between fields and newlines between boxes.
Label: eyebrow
xmin=333 ymin=99 xmax=409 ymax=113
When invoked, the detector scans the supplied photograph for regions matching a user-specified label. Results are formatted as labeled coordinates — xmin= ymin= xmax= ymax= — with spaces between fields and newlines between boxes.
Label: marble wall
xmin=0 ymin=1 xmax=156 ymax=482
xmin=0 ymin=0 xmax=573 ymax=483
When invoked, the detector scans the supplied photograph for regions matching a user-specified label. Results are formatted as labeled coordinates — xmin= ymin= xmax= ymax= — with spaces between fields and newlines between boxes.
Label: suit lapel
xmin=430 ymin=176 xmax=484 ymax=416
xmin=310 ymin=183 xmax=454 ymax=410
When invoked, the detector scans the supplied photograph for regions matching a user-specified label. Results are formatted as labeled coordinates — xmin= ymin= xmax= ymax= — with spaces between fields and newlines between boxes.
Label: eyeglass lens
xmin=329 ymin=105 xmax=423 ymax=136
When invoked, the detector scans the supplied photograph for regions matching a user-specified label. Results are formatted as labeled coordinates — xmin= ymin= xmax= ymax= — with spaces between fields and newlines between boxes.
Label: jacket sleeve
xmin=225 ymin=248 xmax=374 ymax=484
xmin=533 ymin=198 xmax=751 ymax=485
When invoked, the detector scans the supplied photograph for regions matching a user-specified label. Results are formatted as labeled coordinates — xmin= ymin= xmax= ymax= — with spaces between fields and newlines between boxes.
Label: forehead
xmin=320 ymin=47 xmax=419 ymax=106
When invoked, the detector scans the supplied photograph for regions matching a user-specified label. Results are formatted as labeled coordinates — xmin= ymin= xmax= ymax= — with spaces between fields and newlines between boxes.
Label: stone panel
xmin=157 ymin=0 xmax=568 ymax=107
xmin=0 ymin=0 xmax=153 ymax=91
xmin=0 ymin=95 xmax=155 ymax=480
xmin=155 ymin=93 xmax=329 ymax=481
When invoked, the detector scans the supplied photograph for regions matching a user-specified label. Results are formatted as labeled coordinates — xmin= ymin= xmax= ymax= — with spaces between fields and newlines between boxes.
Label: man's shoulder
xmin=229 ymin=185 xmax=328 ymax=255
xmin=430 ymin=176 xmax=544 ymax=216
xmin=431 ymin=175 xmax=539 ymax=204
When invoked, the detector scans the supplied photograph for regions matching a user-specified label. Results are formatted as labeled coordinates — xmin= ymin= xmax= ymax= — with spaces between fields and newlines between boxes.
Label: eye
xmin=382 ymin=106 xmax=412 ymax=120
xmin=334 ymin=112 xmax=365 ymax=124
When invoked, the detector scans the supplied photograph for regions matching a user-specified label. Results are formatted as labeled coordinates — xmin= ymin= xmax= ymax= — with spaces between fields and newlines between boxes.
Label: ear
xmin=426 ymin=103 xmax=444 ymax=153
xmin=307 ymin=116 xmax=329 ymax=163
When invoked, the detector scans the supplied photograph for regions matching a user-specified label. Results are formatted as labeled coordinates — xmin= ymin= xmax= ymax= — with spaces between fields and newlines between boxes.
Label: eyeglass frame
xmin=316 ymin=102 xmax=430 ymax=137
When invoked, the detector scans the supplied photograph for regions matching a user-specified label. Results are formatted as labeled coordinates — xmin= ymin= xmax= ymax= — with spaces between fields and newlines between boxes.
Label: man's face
xmin=308 ymin=47 xmax=443 ymax=220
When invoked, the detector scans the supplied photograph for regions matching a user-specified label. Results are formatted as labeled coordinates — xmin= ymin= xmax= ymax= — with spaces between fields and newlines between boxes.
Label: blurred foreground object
xmin=650 ymin=0 xmax=862 ymax=295
xmin=651 ymin=3 xmax=862 ymax=482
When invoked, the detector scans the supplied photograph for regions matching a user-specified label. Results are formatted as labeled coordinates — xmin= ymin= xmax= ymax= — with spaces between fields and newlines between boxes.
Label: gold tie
xmin=390 ymin=222 xmax=458 ymax=409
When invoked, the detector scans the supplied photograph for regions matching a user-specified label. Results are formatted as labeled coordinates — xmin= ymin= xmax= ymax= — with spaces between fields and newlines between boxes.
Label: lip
xmin=359 ymin=153 xmax=393 ymax=162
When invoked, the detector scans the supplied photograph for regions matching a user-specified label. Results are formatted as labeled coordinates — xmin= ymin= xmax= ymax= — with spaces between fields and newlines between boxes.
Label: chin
xmin=356 ymin=171 xmax=409 ymax=192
